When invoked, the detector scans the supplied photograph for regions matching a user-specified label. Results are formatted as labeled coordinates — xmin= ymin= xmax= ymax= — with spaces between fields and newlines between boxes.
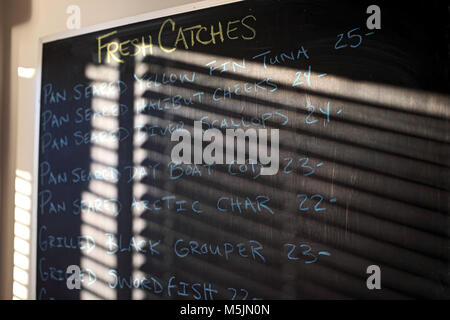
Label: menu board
xmin=36 ymin=0 xmax=450 ymax=299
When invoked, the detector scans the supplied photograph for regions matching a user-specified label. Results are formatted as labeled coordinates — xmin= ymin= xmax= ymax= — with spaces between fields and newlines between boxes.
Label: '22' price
xmin=297 ymin=194 xmax=337 ymax=212
xmin=227 ymin=287 xmax=261 ymax=300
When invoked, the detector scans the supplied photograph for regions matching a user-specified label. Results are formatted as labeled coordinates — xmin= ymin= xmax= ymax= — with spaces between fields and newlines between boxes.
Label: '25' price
xmin=334 ymin=27 xmax=375 ymax=50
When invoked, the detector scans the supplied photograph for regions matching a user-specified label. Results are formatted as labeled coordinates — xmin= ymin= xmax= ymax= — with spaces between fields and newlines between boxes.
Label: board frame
xmin=31 ymin=0 xmax=243 ymax=300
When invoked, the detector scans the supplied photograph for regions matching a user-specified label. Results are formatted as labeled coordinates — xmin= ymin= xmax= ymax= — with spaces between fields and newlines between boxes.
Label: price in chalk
xmin=305 ymin=102 xmax=343 ymax=125
xmin=292 ymin=65 xmax=328 ymax=88
xmin=282 ymin=157 xmax=324 ymax=177
xmin=334 ymin=27 xmax=376 ymax=50
xmin=296 ymin=194 xmax=337 ymax=213
xmin=284 ymin=243 xmax=331 ymax=264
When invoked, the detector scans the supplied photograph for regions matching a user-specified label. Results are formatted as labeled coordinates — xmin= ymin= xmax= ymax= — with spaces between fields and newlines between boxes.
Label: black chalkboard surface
xmin=37 ymin=0 xmax=450 ymax=300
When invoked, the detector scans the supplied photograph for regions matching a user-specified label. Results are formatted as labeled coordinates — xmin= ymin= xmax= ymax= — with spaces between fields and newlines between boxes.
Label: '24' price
xmin=305 ymin=102 xmax=342 ymax=125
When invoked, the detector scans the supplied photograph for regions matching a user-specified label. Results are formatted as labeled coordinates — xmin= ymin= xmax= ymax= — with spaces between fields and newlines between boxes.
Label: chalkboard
xmin=36 ymin=0 xmax=450 ymax=300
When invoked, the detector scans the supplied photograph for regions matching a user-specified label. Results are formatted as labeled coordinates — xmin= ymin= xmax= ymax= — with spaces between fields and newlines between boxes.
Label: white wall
xmin=0 ymin=0 xmax=208 ymax=300
xmin=0 ymin=0 xmax=15 ymax=301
